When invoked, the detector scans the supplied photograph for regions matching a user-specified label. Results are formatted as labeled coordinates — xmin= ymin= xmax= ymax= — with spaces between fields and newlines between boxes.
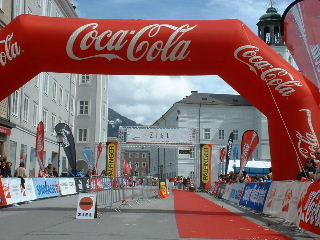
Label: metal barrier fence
xmin=76 ymin=177 xmax=159 ymax=211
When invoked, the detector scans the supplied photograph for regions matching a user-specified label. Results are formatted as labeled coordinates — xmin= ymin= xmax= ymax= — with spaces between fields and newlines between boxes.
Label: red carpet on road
xmin=174 ymin=190 xmax=292 ymax=239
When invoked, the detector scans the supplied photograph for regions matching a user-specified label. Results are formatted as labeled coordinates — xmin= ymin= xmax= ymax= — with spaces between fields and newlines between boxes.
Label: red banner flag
xmin=239 ymin=130 xmax=259 ymax=175
xmin=95 ymin=142 xmax=103 ymax=175
xmin=35 ymin=121 xmax=45 ymax=170
xmin=123 ymin=159 xmax=131 ymax=176
xmin=220 ymin=147 xmax=226 ymax=162
xmin=282 ymin=0 xmax=320 ymax=88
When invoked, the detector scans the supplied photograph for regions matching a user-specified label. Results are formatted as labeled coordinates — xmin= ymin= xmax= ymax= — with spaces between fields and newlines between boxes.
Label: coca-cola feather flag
xmin=95 ymin=142 xmax=103 ymax=175
xmin=54 ymin=123 xmax=76 ymax=172
xmin=239 ymin=130 xmax=259 ymax=175
xmin=124 ymin=159 xmax=131 ymax=176
xmin=35 ymin=121 xmax=45 ymax=170
xmin=225 ymin=132 xmax=234 ymax=175
xmin=281 ymin=0 xmax=320 ymax=88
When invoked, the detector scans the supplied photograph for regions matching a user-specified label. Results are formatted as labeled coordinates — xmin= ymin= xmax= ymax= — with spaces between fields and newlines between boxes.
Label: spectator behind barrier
xmin=297 ymin=157 xmax=316 ymax=181
xmin=309 ymin=148 xmax=320 ymax=181
xmin=15 ymin=162 xmax=27 ymax=189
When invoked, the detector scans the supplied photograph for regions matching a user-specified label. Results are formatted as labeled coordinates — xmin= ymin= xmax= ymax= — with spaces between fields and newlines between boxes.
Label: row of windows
xmin=128 ymin=153 xmax=148 ymax=158
xmin=14 ymin=0 xmax=63 ymax=18
xmin=129 ymin=161 xmax=147 ymax=168
xmin=11 ymin=90 xmax=72 ymax=124
xmin=203 ymin=129 xmax=239 ymax=140
xmin=10 ymin=93 xmax=105 ymax=143
xmin=80 ymin=74 xmax=108 ymax=91
xmin=11 ymin=89 xmax=107 ymax=121
xmin=35 ymin=74 xmax=74 ymax=114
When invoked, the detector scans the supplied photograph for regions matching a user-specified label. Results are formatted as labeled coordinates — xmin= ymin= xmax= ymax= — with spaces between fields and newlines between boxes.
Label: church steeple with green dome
xmin=257 ymin=1 xmax=284 ymax=46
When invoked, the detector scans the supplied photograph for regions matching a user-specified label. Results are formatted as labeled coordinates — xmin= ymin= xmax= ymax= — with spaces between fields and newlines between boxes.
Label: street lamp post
xmin=56 ymin=132 xmax=64 ymax=177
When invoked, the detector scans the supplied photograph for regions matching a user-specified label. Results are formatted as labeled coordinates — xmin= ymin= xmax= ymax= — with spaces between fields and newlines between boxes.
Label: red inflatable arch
xmin=1 ymin=15 xmax=319 ymax=180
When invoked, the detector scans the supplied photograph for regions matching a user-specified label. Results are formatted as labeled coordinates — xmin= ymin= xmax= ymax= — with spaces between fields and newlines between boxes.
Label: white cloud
xmin=109 ymin=75 xmax=198 ymax=124
xmin=108 ymin=75 xmax=238 ymax=125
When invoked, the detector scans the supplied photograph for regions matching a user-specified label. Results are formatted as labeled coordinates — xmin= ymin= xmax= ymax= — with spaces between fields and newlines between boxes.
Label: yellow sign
xmin=201 ymin=144 xmax=211 ymax=183
xmin=159 ymin=180 xmax=169 ymax=198
xmin=107 ymin=142 xmax=117 ymax=177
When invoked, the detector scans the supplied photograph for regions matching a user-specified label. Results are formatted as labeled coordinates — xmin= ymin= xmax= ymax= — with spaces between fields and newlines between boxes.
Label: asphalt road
xmin=0 ymin=192 xmax=319 ymax=240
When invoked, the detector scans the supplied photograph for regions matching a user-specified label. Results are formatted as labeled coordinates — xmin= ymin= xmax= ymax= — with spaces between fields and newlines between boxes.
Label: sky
xmin=72 ymin=0 xmax=293 ymax=125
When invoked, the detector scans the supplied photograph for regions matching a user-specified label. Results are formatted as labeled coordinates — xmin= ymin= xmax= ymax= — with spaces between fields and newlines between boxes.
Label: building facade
xmin=7 ymin=0 xmax=77 ymax=177
xmin=4 ymin=1 xmax=109 ymax=177
xmin=123 ymin=150 xmax=150 ymax=177
xmin=74 ymin=74 xmax=108 ymax=173
xmin=151 ymin=92 xmax=268 ymax=179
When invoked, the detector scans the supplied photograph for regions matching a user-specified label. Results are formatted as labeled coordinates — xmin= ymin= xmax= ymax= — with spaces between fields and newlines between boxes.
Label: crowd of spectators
xmin=217 ymin=168 xmax=273 ymax=184
xmin=0 ymin=157 xmax=12 ymax=178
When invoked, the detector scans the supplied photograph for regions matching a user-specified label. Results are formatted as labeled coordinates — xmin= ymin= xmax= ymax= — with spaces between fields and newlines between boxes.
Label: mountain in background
xmin=108 ymin=108 xmax=143 ymax=137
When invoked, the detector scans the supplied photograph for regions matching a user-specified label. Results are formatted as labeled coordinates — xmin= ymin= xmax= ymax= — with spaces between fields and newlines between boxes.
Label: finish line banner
xmin=126 ymin=128 xmax=195 ymax=145
xmin=106 ymin=142 xmax=118 ymax=178
xmin=200 ymin=144 xmax=212 ymax=190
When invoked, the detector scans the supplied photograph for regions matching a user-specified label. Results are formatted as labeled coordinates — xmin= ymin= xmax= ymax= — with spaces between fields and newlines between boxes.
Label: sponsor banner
xmin=200 ymin=144 xmax=212 ymax=189
xmin=76 ymin=193 xmax=97 ymax=219
xmin=225 ymin=132 xmax=234 ymax=175
xmin=106 ymin=142 xmax=118 ymax=178
xmin=239 ymin=182 xmax=271 ymax=212
xmin=124 ymin=159 xmax=131 ymax=176
xmin=229 ymin=183 xmax=246 ymax=204
xmin=24 ymin=178 xmax=37 ymax=201
xmin=59 ymin=178 xmax=77 ymax=195
xmin=90 ymin=177 xmax=104 ymax=191
xmin=96 ymin=142 xmax=103 ymax=174
xmin=33 ymin=177 xmax=59 ymax=198
xmin=217 ymin=183 xmax=226 ymax=199
xmin=233 ymin=144 xmax=239 ymax=160
xmin=0 ymin=126 xmax=11 ymax=135
xmin=0 ymin=178 xmax=37 ymax=205
xmin=0 ymin=178 xmax=7 ymax=206
xmin=300 ymin=182 xmax=320 ymax=234
xmin=75 ymin=178 xmax=90 ymax=193
xmin=263 ymin=181 xmax=292 ymax=217
xmin=101 ymin=177 xmax=112 ymax=189
xmin=36 ymin=121 xmax=45 ymax=169
xmin=282 ymin=0 xmax=320 ymax=89
xmin=126 ymin=128 xmax=195 ymax=145
xmin=83 ymin=147 xmax=94 ymax=170
xmin=212 ymin=182 xmax=221 ymax=196
xmin=222 ymin=183 xmax=232 ymax=200
xmin=55 ymin=123 xmax=77 ymax=171
xmin=159 ymin=179 xmax=169 ymax=198
xmin=239 ymin=130 xmax=259 ymax=175
xmin=263 ymin=181 xmax=311 ymax=225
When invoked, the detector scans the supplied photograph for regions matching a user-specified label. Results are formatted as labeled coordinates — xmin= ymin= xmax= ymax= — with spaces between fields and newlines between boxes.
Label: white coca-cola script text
xmin=0 ymin=33 xmax=20 ymax=66
xmin=234 ymin=45 xmax=303 ymax=97
xmin=296 ymin=109 xmax=319 ymax=159
xmin=67 ymin=23 xmax=196 ymax=62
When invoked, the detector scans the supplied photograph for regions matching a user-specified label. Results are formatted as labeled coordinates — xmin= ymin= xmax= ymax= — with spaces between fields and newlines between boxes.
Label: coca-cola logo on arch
xmin=66 ymin=23 xmax=197 ymax=62
xmin=234 ymin=45 xmax=303 ymax=97
xmin=0 ymin=33 xmax=21 ymax=67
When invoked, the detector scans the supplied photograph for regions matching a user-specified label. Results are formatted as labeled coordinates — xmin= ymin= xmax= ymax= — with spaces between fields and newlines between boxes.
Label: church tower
xmin=257 ymin=3 xmax=294 ymax=65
